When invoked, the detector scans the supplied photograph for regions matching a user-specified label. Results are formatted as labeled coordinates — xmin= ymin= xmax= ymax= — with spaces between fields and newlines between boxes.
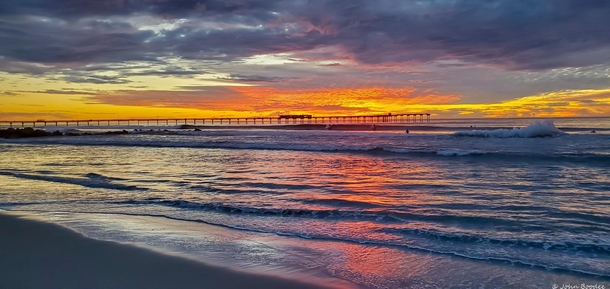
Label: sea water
xmin=0 ymin=118 xmax=609 ymax=288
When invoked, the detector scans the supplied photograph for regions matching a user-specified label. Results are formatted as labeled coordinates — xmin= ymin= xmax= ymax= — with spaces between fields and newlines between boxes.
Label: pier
xmin=0 ymin=113 xmax=430 ymax=128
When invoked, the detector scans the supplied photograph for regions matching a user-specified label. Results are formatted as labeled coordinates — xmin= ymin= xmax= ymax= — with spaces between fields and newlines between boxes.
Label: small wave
xmin=366 ymin=147 xmax=486 ymax=157
xmin=453 ymin=120 xmax=566 ymax=138
xmin=59 ymin=128 xmax=84 ymax=134
xmin=112 ymin=199 xmax=409 ymax=222
xmin=436 ymin=149 xmax=485 ymax=156
xmin=0 ymin=171 xmax=146 ymax=191
xmin=84 ymin=172 xmax=128 ymax=181
xmin=110 ymin=199 xmax=529 ymax=227
xmin=115 ymin=199 xmax=605 ymax=233
xmin=380 ymin=228 xmax=610 ymax=255
xmin=299 ymin=198 xmax=382 ymax=209
xmin=0 ymin=200 xmax=79 ymax=207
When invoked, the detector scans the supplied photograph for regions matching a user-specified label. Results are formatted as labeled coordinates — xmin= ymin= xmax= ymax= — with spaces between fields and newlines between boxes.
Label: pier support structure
xmin=1 ymin=113 xmax=431 ymax=128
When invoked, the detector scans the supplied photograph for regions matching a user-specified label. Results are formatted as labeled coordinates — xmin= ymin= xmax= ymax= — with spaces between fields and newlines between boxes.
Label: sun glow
xmin=2 ymin=85 xmax=610 ymax=120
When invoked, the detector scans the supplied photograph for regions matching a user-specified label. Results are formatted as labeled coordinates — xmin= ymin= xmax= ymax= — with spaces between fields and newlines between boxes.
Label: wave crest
xmin=453 ymin=120 xmax=565 ymax=138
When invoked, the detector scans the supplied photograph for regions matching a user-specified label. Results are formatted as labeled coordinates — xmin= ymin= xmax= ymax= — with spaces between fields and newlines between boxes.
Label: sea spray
xmin=453 ymin=120 xmax=565 ymax=138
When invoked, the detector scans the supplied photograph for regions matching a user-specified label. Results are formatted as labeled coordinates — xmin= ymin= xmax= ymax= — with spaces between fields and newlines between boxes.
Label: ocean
xmin=1 ymin=117 xmax=609 ymax=288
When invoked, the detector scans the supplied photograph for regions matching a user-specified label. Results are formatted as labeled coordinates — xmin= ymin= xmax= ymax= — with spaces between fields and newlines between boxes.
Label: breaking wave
xmin=380 ymin=227 xmax=610 ymax=254
xmin=453 ymin=120 xmax=566 ymax=138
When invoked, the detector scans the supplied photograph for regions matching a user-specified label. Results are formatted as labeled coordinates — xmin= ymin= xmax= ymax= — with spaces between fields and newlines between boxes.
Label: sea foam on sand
xmin=0 ymin=211 xmax=331 ymax=289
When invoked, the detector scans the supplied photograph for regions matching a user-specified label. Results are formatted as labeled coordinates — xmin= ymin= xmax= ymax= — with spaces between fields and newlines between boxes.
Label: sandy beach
xmin=0 ymin=211 xmax=332 ymax=289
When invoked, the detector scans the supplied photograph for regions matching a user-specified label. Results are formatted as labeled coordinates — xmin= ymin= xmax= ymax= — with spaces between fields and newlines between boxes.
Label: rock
xmin=22 ymin=127 xmax=35 ymax=136
xmin=0 ymin=127 xmax=55 ymax=138
xmin=104 ymin=130 xmax=128 ymax=135
xmin=1 ymin=127 xmax=131 ymax=139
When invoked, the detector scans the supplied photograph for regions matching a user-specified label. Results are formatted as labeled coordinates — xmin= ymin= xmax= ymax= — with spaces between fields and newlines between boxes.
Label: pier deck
xmin=0 ymin=113 xmax=430 ymax=127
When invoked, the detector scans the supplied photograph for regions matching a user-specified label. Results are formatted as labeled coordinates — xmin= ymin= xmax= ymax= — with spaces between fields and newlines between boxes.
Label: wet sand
xmin=0 ymin=211 xmax=332 ymax=289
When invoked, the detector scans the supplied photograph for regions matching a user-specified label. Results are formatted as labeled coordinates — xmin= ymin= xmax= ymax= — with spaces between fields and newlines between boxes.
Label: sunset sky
xmin=1 ymin=0 xmax=609 ymax=120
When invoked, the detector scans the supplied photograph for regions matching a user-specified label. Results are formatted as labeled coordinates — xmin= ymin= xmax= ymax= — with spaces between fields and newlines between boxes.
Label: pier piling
xmin=1 ymin=113 xmax=431 ymax=128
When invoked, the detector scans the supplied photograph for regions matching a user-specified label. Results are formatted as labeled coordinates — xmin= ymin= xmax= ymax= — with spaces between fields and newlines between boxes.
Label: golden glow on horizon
xmin=228 ymin=86 xmax=461 ymax=113
xmin=406 ymin=89 xmax=610 ymax=118
xmin=2 ymin=67 xmax=610 ymax=120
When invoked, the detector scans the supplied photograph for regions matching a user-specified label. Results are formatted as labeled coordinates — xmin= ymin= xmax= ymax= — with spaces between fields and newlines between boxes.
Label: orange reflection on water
xmin=322 ymin=241 xmax=440 ymax=284
xmin=211 ymin=148 xmax=459 ymax=211
xmin=284 ymin=154 xmax=446 ymax=208
xmin=242 ymin=152 xmax=448 ymax=209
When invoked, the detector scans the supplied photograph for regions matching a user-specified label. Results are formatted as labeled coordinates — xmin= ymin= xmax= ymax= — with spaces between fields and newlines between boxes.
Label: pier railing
xmin=0 ymin=113 xmax=430 ymax=127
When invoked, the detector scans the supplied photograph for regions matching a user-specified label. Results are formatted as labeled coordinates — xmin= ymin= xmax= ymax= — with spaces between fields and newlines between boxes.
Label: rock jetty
xmin=0 ymin=128 xmax=129 ymax=139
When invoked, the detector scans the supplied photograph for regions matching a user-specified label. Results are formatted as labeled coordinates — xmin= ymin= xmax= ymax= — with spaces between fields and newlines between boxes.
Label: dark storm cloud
xmin=1 ymin=91 xmax=18 ymax=96
xmin=0 ymin=17 xmax=156 ymax=64
xmin=155 ymin=26 xmax=326 ymax=62
xmin=0 ymin=0 xmax=281 ymax=19
xmin=434 ymin=63 xmax=468 ymax=68
xmin=1 ymin=0 xmax=609 ymax=76
xmin=61 ymin=63 xmax=207 ymax=77
xmin=59 ymin=74 xmax=131 ymax=84
xmin=288 ymin=0 xmax=610 ymax=70
xmin=123 ymin=68 xmax=208 ymax=77
xmin=36 ymin=89 xmax=100 ymax=95
xmin=217 ymin=74 xmax=293 ymax=82
xmin=318 ymin=63 xmax=342 ymax=67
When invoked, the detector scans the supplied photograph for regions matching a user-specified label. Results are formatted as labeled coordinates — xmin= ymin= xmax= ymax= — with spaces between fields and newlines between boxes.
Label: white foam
xmin=453 ymin=120 xmax=565 ymax=138
xmin=436 ymin=150 xmax=482 ymax=156
xmin=60 ymin=128 xmax=84 ymax=134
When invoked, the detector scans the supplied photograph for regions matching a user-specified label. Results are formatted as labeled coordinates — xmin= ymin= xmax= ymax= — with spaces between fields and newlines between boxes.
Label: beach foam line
xmin=0 ymin=211 xmax=335 ymax=289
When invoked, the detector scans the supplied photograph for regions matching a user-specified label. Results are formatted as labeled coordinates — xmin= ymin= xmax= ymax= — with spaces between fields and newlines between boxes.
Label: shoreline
xmin=2 ymin=209 xmax=609 ymax=288
xmin=0 ymin=211 xmax=336 ymax=289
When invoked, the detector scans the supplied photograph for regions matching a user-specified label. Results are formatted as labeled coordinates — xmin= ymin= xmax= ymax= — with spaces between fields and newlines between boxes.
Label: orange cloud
xmin=2 ymin=87 xmax=609 ymax=121
xmin=397 ymin=89 xmax=610 ymax=118
xmin=84 ymin=86 xmax=460 ymax=117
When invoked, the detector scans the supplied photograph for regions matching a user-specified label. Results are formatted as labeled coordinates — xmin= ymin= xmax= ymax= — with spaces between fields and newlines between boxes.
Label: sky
xmin=1 ymin=0 xmax=610 ymax=120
